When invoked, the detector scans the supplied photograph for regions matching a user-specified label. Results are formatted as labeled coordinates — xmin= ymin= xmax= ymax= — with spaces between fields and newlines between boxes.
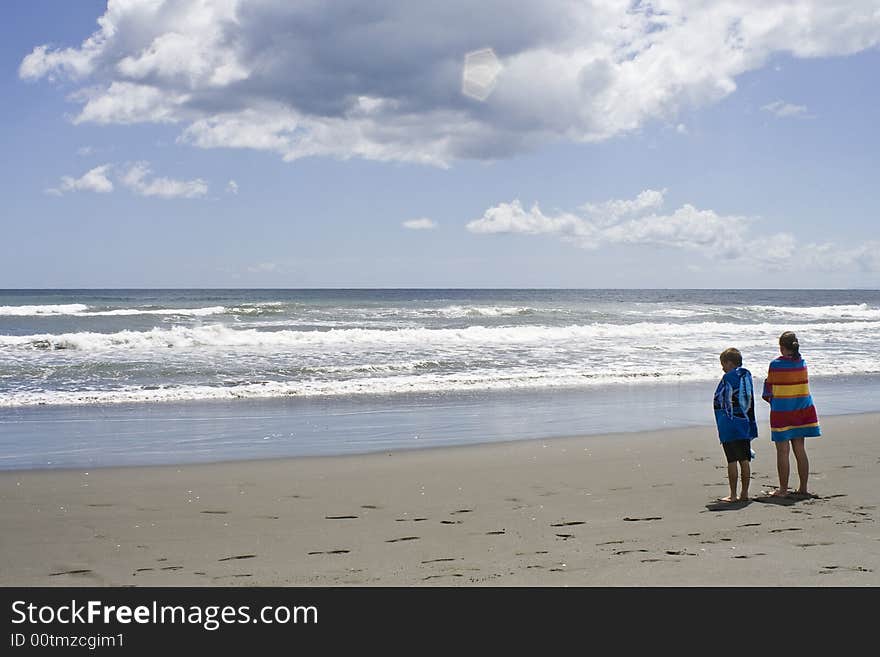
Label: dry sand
xmin=1 ymin=413 xmax=877 ymax=586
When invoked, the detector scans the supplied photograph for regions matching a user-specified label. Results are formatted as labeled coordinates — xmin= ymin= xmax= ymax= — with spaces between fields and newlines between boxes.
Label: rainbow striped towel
xmin=762 ymin=356 xmax=821 ymax=442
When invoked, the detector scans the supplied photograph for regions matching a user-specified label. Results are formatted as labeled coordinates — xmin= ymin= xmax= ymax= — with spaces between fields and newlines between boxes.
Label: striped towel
xmin=761 ymin=355 xmax=821 ymax=442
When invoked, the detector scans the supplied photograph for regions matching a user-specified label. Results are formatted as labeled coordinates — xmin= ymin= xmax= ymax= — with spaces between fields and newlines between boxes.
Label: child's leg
xmin=791 ymin=437 xmax=810 ymax=494
xmin=738 ymin=459 xmax=751 ymax=500
xmin=724 ymin=461 xmax=738 ymax=501
xmin=774 ymin=439 xmax=791 ymax=495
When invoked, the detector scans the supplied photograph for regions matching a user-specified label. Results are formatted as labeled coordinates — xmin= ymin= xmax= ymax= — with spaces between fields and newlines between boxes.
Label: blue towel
xmin=713 ymin=367 xmax=759 ymax=443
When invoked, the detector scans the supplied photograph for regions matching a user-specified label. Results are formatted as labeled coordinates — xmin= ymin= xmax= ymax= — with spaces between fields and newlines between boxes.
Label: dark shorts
xmin=722 ymin=440 xmax=752 ymax=464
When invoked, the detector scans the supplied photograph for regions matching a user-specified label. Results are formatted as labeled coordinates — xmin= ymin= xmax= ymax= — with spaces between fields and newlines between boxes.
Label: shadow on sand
xmin=705 ymin=499 xmax=753 ymax=512
xmin=752 ymin=492 xmax=820 ymax=506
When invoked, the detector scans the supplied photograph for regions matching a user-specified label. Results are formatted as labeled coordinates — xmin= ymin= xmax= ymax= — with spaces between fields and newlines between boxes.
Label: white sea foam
xmin=427 ymin=305 xmax=538 ymax=318
xmin=86 ymin=306 xmax=227 ymax=316
xmin=0 ymin=304 xmax=90 ymax=316
xmin=0 ymin=369 xmax=710 ymax=407
xmin=743 ymin=303 xmax=880 ymax=320
xmin=3 ymin=320 xmax=878 ymax=353
xmin=2 ymin=353 xmax=877 ymax=408
xmin=0 ymin=304 xmax=229 ymax=317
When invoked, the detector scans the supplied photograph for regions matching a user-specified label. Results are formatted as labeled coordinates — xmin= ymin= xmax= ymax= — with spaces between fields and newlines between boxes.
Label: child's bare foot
xmin=768 ymin=488 xmax=789 ymax=498
xmin=792 ymin=490 xmax=816 ymax=498
xmin=738 ymin=494 xmax=750 ymax=501
xmin=718 ymin=495 xmax=738 ymax=503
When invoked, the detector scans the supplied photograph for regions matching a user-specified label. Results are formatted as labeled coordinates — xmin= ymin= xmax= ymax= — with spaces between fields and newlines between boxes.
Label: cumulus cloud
xmin=762 ymin=100 xmax=811 ymax=118
xmin=402 ymin=217 xmax=437 ymax=230
xmin=46 ymin=164 xmax=114 ymax=195
xmin=467 ymin=189 xmax=747 ymax=253
xmin=467 ymin=189 xmax=880 ymax=272
xmin=120 ymin=162 xmax=208 ymax=199
xmin=19 ymin=1 xmax=880 ymax=165
xmin=46 ymin=162 xmax=209 ymax=199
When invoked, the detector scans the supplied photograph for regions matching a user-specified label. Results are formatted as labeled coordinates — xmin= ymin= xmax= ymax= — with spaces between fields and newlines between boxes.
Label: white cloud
xmin=226 ymin=180 xmax=239 ymax=194
xmin=402 ymin=218 xmax=438 ymax=230
xmin=19 ymin=1 xmax=880 ymax=164
xmin=247 ymin=262 xmax=279 ymax=273
xmin=468 ymin=189 xmax=880 ymax=272
xmin=72 ymin=82 xmax=189 ymax=125
xmin=761 ymin=100 xmax=810 ymax=118
xmin=120 ymin=162 xmax=208 ymax=199
xmin=467 ymin=190 xmax=744 ymax=252
xmin=47 ymin=164 xmax=114 ymax=195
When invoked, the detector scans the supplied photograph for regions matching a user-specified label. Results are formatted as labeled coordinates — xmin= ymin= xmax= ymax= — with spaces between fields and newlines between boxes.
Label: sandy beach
xmin=1 ymin=412 xmax=877 ymax=587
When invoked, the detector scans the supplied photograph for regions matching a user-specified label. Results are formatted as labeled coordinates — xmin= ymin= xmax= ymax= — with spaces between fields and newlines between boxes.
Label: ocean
xmin=1 ymin=289 xmax=878 ymax=470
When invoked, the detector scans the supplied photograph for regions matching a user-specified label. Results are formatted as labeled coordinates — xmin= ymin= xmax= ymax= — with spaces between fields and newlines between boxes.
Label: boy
xmin=713 ymin=347 xmax=758 ymax=502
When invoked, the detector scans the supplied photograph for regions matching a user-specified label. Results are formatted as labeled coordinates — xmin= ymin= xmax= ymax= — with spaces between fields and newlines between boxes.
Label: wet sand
xmin=1 ymin=413 xmax=877 ymax=586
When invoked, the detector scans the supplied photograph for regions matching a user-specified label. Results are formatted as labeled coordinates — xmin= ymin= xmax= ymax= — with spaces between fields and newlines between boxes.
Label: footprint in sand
xmin=325 ymin=515 xmax=359 ymax=520
xmin=819 ymin=565 xmax=873 ymax=574
xmin=307 ymin=550 xmax=350 ymax=555
xmin=486 ymin=530 xmax=506 ymax=535
xmin=769 ymin=527 xmax=803 ymax=533
xmin=440 ymin=520 xmax=462 ymax=525
xmin=451 ymin=509 xmax=474 ymax=515
xmin=218 ymin=554 xmax=256 ymax=561
xmin=386 ymin=536 xmax=420 ymax=543
xmin=421 ymin=558 xmax=457 ymax=564
xmin=623 ymin=516 xmax=662 ymax=522
xmin=551 ymin=521 xmax=586 ymax=527
xmin=614 ymin=549 xmax=649 ymax=555
xmin=49 ymin=569 xmax=92 ymax=576
xmin=200 ymin=510 xmax=229 ymax=515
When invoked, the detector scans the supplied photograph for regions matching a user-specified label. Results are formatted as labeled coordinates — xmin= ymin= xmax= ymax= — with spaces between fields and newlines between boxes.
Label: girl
xmin=762 ymin=331 xmax=821 ymax=497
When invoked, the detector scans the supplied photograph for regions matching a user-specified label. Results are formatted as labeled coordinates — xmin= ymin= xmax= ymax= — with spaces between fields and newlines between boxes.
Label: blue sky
xmin=2 ymin=0 xmax=879 ymax=288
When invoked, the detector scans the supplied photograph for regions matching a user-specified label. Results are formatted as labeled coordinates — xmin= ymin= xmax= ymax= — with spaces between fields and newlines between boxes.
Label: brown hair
xmin=779 ymin=331 xmax=800 ymax=358
xmin=719 ymin=347 xmax=742 ymax=367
